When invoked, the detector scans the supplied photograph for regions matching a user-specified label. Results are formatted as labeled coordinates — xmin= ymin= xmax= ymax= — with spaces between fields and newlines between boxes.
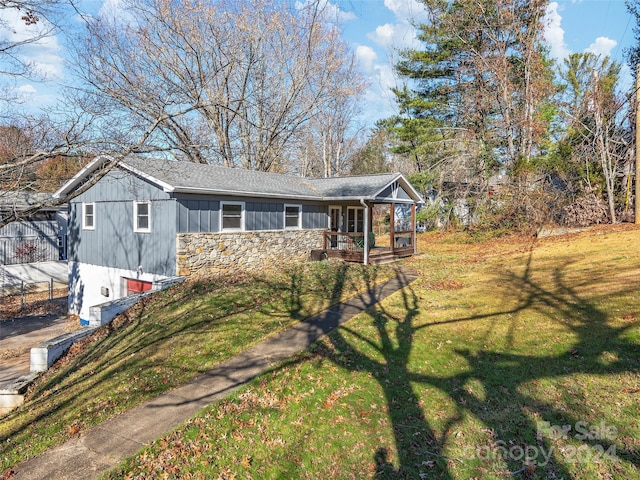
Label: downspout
xmin=412 ymin=203 xmax=417 ymax=255
xmin=360 ymin=198 xmax=369 ymax=265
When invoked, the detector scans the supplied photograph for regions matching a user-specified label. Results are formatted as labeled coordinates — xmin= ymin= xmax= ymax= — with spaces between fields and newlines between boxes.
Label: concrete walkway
xmin=10 ymin=268 xmax=418 ymax=479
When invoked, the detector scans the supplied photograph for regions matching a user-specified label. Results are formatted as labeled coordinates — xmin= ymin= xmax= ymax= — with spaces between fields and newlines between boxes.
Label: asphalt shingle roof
xmin=120 ymin=157 xmax=413 ymax=201
xmin=0 ymin=191 xmax=57 ymax=211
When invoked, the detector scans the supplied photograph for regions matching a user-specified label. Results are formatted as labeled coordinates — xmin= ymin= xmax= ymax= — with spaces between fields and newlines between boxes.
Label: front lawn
xmin=0 ymin=261 xmax=395 ymax=474
xmin=106 ymin=226 xmax=640 ymax=479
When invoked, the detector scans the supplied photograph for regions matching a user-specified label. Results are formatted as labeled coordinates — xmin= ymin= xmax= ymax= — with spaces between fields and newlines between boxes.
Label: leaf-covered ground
xmin=105 ymin=225 xmax=640 ymax=479
xmin=0 ymin=261 xmax=395 ymax=476
xmin=3 ymin=226 xmax=640 ymax=479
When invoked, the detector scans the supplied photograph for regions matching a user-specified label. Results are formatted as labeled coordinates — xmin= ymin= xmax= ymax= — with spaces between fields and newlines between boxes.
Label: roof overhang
xmin=54 ymin=155 xmax=113 ymax=199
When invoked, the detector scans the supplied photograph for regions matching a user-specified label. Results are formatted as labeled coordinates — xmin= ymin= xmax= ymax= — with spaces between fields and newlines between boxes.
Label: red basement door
xmin=126 ymin=278 xmax=153 ymax=295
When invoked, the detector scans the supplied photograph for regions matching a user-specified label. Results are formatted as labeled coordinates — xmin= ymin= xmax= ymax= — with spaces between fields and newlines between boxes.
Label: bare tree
xmin=0 ymin=0 xmax=65 ymax=77
xmin=0 ymin=0 xmax=72 ymax=111
xmin=0 ymin=85 xmax=212 ymax=228
xmin=555 ymin=53 xmax=631 ymax=225
xmin=69 ymin=0 xmax=364 ymax=172
xmin=295 ymin=51 xmax=367 ymax=178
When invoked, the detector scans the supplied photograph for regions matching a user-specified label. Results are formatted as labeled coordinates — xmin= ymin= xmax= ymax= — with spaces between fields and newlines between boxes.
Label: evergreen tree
xmin=385 ymin=0 xmax=555 ymax=228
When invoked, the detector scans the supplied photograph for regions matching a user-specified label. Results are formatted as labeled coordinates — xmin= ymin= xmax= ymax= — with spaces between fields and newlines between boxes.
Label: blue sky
xmin=0 ymin=0 xmax=635 ymax=129
xmin=335 ymin=0 xmax=636 ymax=126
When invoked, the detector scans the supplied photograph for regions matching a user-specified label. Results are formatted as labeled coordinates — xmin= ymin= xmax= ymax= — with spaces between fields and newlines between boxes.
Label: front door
xmin=329 ymin=206 xmax=342 ymax=231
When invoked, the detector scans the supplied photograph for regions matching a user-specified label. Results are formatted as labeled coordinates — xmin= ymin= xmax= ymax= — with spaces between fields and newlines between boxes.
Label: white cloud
xmin=0 ymin=9 xmax=64 ymax=80
xmin=544 ymin=2 xmax=571 ymax=60
xmin=17 ymin=84 xmax=36 ymax=95
xmin=585 ymin=37 xmax=617 ymax=57
xmin=349 ymin=1 xmax=426 ymax=126
xmin=356 ymin=45 xmax=378 ymax=72
xmin=8 ymin=82 xmax=58 ymax=108
xmin=384 ymin=0 xmax=429 ymax=24
xmin=356 ymin=46 xmax=397 ymax=96
xmin=354 ymin=46 xmax=399 ymax=124
xmin=368 ymin=22 xmax=418 ymax=50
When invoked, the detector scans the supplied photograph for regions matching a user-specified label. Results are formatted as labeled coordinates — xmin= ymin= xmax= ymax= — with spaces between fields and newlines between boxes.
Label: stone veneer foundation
xmin=176 ymin=229 xmax=325 ymax=277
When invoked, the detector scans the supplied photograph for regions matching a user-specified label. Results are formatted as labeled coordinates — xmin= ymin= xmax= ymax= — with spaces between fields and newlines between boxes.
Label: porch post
xmin=411 ymin=202 xmax=417 ymax=254
xmin=360 ymin=199 xmax=369 ymax=265
xmin=389 ymin=202 xmax=395 ymax=254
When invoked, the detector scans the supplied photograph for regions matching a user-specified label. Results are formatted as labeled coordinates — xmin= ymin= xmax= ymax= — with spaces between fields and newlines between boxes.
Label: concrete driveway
xmin=1 ymin=261 xmax=70 ymax=386
xmin=0 ymin=312 xmax=71 ymax=384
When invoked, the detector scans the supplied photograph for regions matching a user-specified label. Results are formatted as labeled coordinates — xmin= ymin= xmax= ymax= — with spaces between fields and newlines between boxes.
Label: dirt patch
xmin=0 ymin=289 xmax=68 ymax=322
xmin=0 ymin=347 xmax=29 ymax=361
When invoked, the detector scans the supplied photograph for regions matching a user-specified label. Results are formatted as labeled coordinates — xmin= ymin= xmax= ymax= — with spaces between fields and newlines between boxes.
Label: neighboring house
xmin=54 ymin=156 xmax=423 ymax=323
xmin=0 ymin=191 xmax=68 ymax=265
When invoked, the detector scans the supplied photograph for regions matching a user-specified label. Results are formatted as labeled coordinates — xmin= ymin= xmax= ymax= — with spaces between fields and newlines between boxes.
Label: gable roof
xmin=55 ymin=156 xmax=424 ymax=204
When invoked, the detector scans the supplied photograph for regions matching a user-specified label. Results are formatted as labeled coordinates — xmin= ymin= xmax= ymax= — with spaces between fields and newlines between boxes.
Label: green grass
xmin=0 ymin=260 xmax=395 ymax=474
xmin=105 ymin=226 xmax=640 ymax=479
xmin=3 ymin=226 xmax=640 ymax=479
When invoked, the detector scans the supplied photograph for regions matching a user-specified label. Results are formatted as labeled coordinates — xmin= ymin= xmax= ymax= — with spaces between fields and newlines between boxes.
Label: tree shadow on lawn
xmin=0 ymin=277 xmax=289 ymax=458
xmin=312 ymin=250 xmax=640 ymax=479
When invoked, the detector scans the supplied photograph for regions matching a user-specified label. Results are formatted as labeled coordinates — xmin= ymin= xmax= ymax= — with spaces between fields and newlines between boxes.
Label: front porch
xmin=321 ymin=226 xmax=416 ymax=265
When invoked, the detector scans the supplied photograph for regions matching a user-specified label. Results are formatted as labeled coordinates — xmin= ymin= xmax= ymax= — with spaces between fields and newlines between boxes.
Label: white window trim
xmin=347 ymin=206 xmax=365 ymax=233
xmin=284 ymin=204 xmax=302 ymax=230
xmin=220 ymin=201 xmax=245 ymax=231
xmin=82 ymin=202 xmax=95 ymax=230
xmin=133 ymin=201 xmax=151 ymax=233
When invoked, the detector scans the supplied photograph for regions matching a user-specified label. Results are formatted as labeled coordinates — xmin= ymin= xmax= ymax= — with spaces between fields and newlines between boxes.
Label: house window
xmin=221 ymin=202 xmax=244 ymax=230
xmin=284 ymin=204 xmax=301 ymax=229
xmin=82 ymin=203 xmax=95 ymax=230
xmin=347 ymin=207 xmax=364 ymax=233
xmin=134 ymin=201 xmax=151 ymax=232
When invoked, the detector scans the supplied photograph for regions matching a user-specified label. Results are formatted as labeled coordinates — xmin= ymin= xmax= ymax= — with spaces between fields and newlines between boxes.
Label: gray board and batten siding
xmin=69 ymin=167 xmax=331 ymax=276
xmin=68 ymin=169 xmax=178 ymax=277
xmin=175 ymin=194 xmax=328 ymax=233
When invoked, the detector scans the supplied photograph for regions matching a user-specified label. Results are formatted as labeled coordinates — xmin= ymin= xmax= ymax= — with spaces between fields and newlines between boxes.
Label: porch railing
xmin=393 ymin=230 xmax=414 ymax=251
xmin=323 ymin=231 xmax=372 ymax=252
xmin=323 ymin=230 xmax=414 ymax=253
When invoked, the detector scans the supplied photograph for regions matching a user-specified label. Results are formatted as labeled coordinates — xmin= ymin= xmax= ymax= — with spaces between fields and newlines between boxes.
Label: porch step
xmin=369 ymin=251 xmax=411 ymax=265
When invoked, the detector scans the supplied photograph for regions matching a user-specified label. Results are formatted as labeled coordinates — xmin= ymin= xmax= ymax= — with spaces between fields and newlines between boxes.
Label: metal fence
xmin=0 ymin=278 xmax=68 ymax=317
